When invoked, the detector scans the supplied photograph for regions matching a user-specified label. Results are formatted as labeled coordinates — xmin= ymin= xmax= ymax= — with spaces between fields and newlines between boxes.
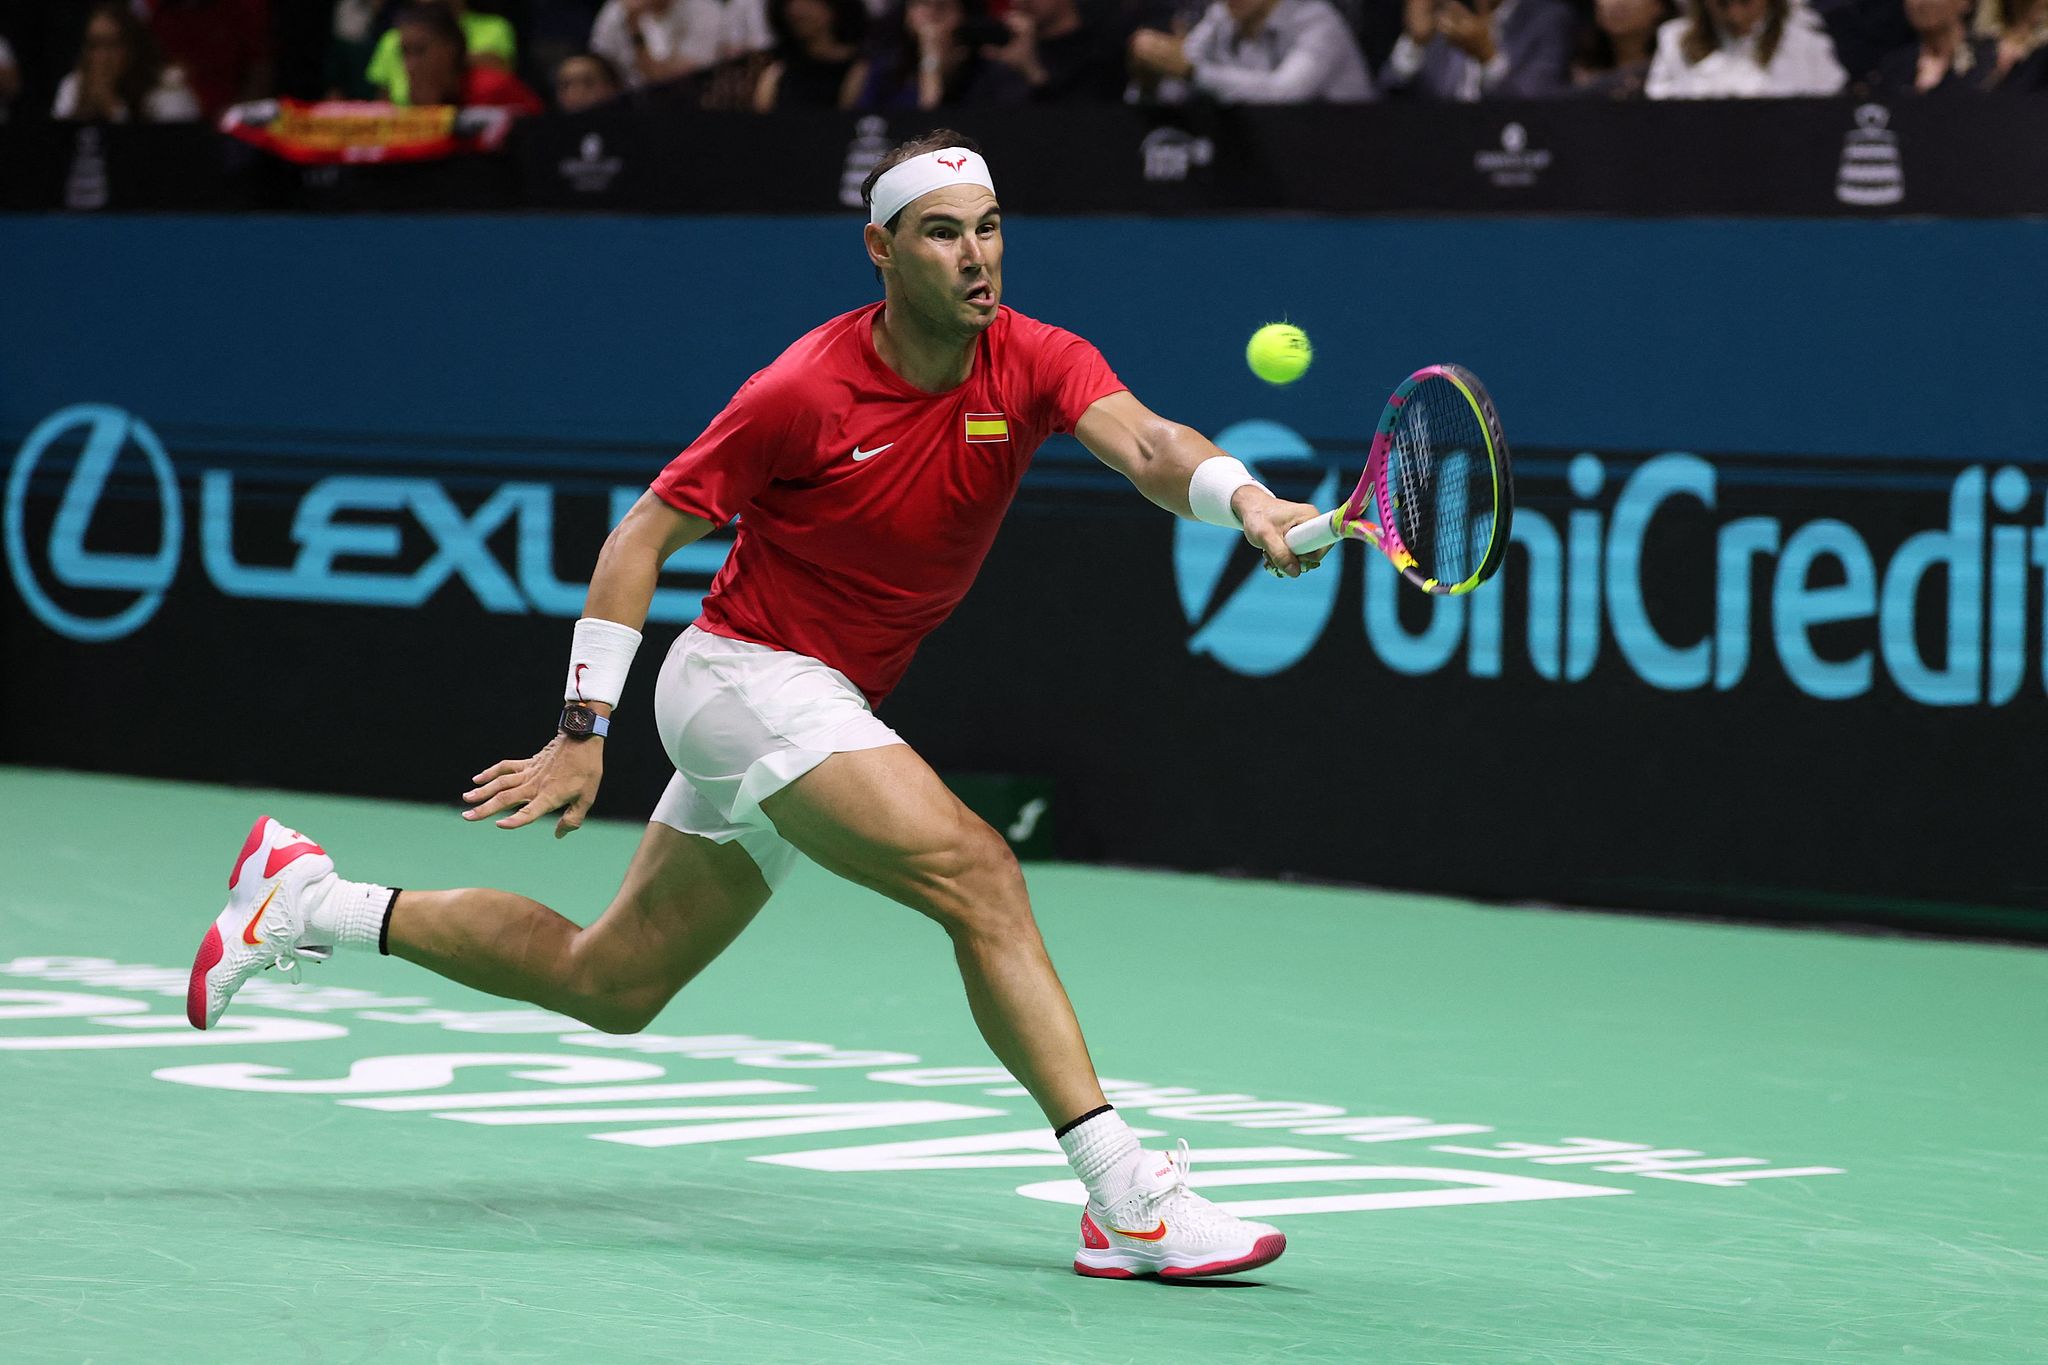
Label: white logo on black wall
xmin=1141 ymin=127 xmax=1214 ymax=184
xmin=1837 ymin=104 xmax=1903 ymax=207
xmin=841 ymin=115 xmax=892 ymax=208
xmin=558 ymin=133 xmax=622 ymax=195
xmin=1475 ymin=123 xmax=1550 ymax=189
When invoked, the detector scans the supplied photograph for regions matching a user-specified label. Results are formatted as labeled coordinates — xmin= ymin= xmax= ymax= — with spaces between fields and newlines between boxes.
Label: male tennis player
xmin=188 ymin=130 xmax=1325 ymax=1281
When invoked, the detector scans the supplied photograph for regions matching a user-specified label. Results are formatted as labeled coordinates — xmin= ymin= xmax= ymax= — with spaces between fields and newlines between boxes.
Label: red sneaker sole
xmin=1074 ymin=1232 xmax=1287 ymax=1281
xmin=187 ymin=924 xmax=224 ymax=1030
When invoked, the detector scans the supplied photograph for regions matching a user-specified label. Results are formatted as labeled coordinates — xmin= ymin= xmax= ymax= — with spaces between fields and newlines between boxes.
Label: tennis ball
xmin=1247 ymin=323 xmax=1312 ymax=385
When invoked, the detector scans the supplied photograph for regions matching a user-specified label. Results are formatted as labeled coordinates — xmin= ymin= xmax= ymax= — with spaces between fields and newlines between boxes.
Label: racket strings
xmin=1389 ymin=379 xmax=1493 ymax=585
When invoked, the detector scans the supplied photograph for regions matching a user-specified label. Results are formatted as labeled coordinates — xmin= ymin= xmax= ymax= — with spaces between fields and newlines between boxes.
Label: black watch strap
xmin=558 ymin=704 xmax=611 ymax=740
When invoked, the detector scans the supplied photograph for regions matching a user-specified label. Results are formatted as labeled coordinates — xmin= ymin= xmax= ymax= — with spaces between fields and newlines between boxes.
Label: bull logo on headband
xmin=937 ymin=154 xmax=967 ymax=171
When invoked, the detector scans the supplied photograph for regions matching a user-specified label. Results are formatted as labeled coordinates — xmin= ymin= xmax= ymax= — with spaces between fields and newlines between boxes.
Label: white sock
xmin=1057 ymin=1107 xmax=1147 ymax=1208
xmin=304 ymin=878 xmax=397 ymax=952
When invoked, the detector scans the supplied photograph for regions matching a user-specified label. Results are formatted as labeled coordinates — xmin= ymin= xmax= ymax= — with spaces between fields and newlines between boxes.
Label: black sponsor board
xmin=6 ymin=98 xmax=2048 ymax=216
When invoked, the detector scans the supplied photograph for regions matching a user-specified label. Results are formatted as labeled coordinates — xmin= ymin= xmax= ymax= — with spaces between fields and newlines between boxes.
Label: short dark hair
xmin=860 ymin=129 xmax=988 ymax=234
xmin=393 ymin=1 xmax=468 ymax=57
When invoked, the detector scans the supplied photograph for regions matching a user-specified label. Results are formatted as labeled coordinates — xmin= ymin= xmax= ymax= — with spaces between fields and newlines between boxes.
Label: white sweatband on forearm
xmin=564 ymin=617 xmax=643 ymax=707
xmin=1187 ymin=455 xmax=1270 ymax=530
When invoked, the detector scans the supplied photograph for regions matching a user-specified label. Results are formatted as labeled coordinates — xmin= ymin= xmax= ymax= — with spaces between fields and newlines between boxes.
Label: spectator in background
xmin=1808 ymin=0 xmax=1912 ymax=78
xmin=753 ymin=0 xmax=867 ymax=107
xmin=1128 ymin=0 xmax=1375 ymax=101
xmin=1872 ymin=0 xmax=1997 ymax=84
xmin=371 ymin=0 xmax=518 ymax=101
xmin=1573 ymin=0 xmax=1676 ymax=94
xmin=554 ymin=47 xmax=625 ymax=105
xmin=53 ymin=2 xmax=199 ymax=120
xmin=589 ymin=0 xmax=725 ymax=87
xmin=1973 ymin=0 xmax=2048 ymax=77
xmin=0 ymin=34 xmax=18 ymax=122
xmin=134 ymin=0 xmax=270 ymax=119
xmin=328 ymin=0 xmax=390 ymax=98
xmin=848 ymin=0 xmax=1029 ymax=109
xmin=980 ymin=0 xmax=1130 ymax=101
xmin=394 ymin=0 xmax=546 ymax=107
xmin=1381 ymin=0 xmax=1575 ymax=98
xmin=1646 ymin=0 xmax=1847 ymax=93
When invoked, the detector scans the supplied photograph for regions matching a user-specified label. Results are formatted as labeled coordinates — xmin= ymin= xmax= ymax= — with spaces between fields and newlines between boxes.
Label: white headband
xmin=868 ymin=146 xmax=997 ymax=227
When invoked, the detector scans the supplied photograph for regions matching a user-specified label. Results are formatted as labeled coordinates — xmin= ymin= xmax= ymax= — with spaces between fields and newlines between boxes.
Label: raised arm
xmin=1074 ymin=390 xmax=1326 ymax=576
xmin=463 ymin=493 xmax=716 ymax=837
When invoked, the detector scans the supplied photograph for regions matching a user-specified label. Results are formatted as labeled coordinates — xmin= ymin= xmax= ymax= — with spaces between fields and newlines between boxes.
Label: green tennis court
xmin=3 ymin=766 xmax=2044 ymax=1363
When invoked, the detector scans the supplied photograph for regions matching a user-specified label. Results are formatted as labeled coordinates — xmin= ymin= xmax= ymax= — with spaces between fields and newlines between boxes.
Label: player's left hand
xmin=462 ymin=734 xmax=605 ymax=839
xmin=1237 ymin=492 xmax=1330 ymax=579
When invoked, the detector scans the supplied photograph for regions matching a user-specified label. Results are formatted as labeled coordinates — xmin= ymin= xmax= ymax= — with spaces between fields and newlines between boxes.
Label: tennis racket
xmin=1284 ymin=364 xmax=1514 ymax=596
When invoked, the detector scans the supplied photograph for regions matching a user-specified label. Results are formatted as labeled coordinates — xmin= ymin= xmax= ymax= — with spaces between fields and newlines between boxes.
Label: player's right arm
xmin=461 ymin=494 xmax=716 ymax=839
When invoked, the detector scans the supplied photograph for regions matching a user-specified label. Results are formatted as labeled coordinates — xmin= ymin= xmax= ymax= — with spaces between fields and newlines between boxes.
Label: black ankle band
xmin=1054 ymin=1103 xmax=1115 ymax=1140
xmin=378 ymin=889 xmax=401 ymax=956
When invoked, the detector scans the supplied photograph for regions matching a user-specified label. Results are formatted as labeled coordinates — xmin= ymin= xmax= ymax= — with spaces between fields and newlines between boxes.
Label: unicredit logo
xmin=1173 ymin=420 xmax=1340 ymax=677
xmin=1173 ymin=420 xmax=2044 ymax=707
xmin=4 ymin=403 xmax=183 ymax=642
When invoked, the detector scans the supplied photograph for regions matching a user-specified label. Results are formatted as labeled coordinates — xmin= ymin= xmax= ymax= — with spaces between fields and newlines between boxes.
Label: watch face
xmin=561 ymin=706 xmax=593 ymax=735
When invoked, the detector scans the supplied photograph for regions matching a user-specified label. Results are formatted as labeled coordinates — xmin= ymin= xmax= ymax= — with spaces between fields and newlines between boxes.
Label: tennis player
xmin=188 ymin=130 xmax=1325 ymax=1281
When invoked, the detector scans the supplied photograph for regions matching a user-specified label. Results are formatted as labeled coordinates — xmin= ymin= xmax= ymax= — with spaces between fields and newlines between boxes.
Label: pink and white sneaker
xmin=1074 ymin=1141 xmax=1288 ymax=1280
xmin=186 ymin=816 xmax=336 ymax=1030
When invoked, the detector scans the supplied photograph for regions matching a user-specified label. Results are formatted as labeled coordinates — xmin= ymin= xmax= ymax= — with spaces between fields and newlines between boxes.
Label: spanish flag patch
xmin=964 ymin=412 xmax=1009 ymax=444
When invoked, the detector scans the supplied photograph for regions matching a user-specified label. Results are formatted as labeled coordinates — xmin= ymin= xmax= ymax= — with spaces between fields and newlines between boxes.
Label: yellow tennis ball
xmin=1247 ymin=323 xmax=1312 ymax=385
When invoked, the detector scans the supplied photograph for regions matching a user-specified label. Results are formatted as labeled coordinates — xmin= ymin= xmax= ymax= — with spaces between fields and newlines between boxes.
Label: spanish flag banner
xmin=964 ymin=412 xmax=1009 ymax=444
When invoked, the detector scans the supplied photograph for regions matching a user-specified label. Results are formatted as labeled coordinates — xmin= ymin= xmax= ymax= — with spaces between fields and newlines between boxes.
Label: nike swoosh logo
xmin=850 ymin=443 xmax=895 ymax=461
xmin=574 ymin=662 xmax=588 ymax=698
xmin=242 ymin=883 xmax=281 ymax=946
xmin=264 ymin=838 xmax=325 ymax=878
xmin=1108 ymin=1221 xmax=1169 ymax=1241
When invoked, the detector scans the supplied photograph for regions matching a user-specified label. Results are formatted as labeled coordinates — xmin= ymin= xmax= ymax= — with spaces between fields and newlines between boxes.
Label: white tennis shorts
xmin=650 ymin=625 xmax=904 ymax=889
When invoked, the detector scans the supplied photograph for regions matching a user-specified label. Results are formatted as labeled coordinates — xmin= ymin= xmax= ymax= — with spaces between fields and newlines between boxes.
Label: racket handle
xmin=1284 ymin=510 xmax=1342 ymax=556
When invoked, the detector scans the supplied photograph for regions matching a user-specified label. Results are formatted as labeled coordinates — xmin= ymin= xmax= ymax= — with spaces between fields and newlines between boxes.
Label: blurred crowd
xmin=0 ymin=0 xmax=2043 ymax=128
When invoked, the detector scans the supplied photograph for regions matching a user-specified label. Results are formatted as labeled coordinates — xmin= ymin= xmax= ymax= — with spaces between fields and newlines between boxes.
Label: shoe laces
xmin=1136 ymin=1140 xmax=1238 ymax=1238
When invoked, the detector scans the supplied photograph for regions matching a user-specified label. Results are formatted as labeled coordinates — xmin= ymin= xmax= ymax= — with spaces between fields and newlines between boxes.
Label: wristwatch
xmin=558 ymin=704 xmax=611 ymax=740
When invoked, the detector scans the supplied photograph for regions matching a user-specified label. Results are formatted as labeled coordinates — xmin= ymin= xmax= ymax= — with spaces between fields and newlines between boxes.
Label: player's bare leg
xmin=385 ymin=823 xmax=772 ymax=1033
xmin=763 ymin=742 xmax=1286 ymax=1279
xmin=189 ymin=813 xmax=773 ymax=1036
xmin=762 ymin=743 xmax=1104 ymax=1125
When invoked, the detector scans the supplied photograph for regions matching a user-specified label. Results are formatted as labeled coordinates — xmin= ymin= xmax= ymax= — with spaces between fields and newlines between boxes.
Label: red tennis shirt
xmin=650 ymin=302 xmax=1125 ymax=705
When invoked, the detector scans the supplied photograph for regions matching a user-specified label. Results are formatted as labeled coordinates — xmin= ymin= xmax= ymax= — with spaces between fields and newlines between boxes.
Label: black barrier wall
xmin=5 ymin=216 xmax=2046 ymax=937
xmin=4 ymin=99 xmax=2046 ymax=215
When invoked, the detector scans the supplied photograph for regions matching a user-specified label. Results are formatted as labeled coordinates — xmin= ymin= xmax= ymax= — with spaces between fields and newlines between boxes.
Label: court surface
xmin=2 ymin=767 xmax=2044 ymax=1364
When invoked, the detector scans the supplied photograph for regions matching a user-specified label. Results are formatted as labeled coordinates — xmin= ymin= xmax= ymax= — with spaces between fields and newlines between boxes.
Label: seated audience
xmin=1381 ymin=0 xmax=1575 ymax=98
xmin=847 ymin=0 xmax=1030 ymax=109
xmin=1646 ymin=0 xmax=1848 ymax=94
xmin=753 ymin=0 xmax=868 ymax=108
xmin=1128 ymin=0 xmax=1375 ymax=101
xmin=1973 ymin=0 xmax=2048 ymax=76
xmin=1872 ymin=0 xmax=1997 ymax=87
xmin=393 ymin=1 xmax=546 ymax=108
xmin=370 ymin=0 xmax=517 ymax=101
xmin=1573 ymin=0 xmax=1677 ymax=94
xmin=135 ymin=0 xmax=271 ymax=119
xmin=53 ymin=2 xmax=200 ymax=121
xmin=0 ymin=34 xmax=18 ymax=123
xmin=1807 ymin=0 xmax=1913 ymax=79
xmin=554 ymin=48 xmax=626 ymax=106
xmin=982 ymin=0 xmax=1131 ymax=101
xmin=327 ymin=0 xmax=388 ymax=99
xmin=590 ymin=0 xmax=727 ymax=86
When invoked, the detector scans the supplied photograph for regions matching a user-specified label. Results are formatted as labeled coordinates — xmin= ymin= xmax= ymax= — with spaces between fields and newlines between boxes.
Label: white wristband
xmin=1188 ymin=455 xmax=1269 ymax=530
xmin=565 ymin=617 xmax=643 ymax=707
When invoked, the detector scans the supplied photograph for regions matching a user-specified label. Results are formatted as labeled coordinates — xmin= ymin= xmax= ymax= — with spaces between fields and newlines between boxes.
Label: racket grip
xmin=1284 ymin=510 xmax=1342 ymax=556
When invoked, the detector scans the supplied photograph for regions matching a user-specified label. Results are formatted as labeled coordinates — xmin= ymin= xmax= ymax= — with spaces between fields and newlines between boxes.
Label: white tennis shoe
xmin=1073 ymin=1141 xmax=1287 ymax=1280
xmin=186 ymin=816 xmax=336 ymax=1030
